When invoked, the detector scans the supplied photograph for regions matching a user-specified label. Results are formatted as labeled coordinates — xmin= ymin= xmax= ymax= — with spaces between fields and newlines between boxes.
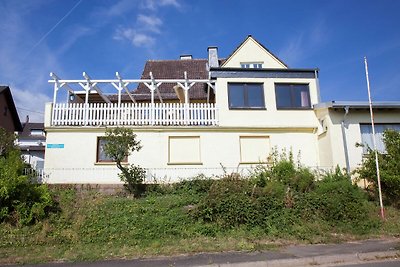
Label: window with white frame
xmin=240 ymin=62 xmax=263 ymax=69
xmin=360 ymin=124 xmax=400 ymax=153
xmin=275 ymin=83 xmax=311 ymax=109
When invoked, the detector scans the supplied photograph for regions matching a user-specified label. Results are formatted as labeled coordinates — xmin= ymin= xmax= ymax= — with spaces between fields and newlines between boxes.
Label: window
xmin=275 ymin=83 xmax=311 ymax=109
xmin=240 ymin=62 xmax=263 ymax=68
xmin=240 ymin=136 xmax=270 ymax=163
xmin=228 ymin=83 xmax=265 ymax=109
xmin=360 ymin=124 xmax=400 ymax=153
xmin=31 ymin=129 xmax=45 ymax=136
xmin=168 ymin=136 xmax=201 ymax=164
xmin=96 ymin=137 xmax=128 ymax=163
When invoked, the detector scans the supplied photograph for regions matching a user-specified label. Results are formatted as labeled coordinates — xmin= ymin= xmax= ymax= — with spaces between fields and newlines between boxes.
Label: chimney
xmin=25 ymin=115 xmax=29 ymax=124
xmin=208 ymin=46 xmax=219 ymax=68
xmin=180 ymin=54 xmax=192 ymax=60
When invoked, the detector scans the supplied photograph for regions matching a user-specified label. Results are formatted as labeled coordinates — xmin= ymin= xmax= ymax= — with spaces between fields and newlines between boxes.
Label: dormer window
xmin=240 ymin=62 xmax=263 ymax=69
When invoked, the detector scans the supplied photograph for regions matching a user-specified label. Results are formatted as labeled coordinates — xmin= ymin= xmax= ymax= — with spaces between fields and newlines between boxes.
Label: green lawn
xmin=1 ymin=187 xmax=399 ymax=265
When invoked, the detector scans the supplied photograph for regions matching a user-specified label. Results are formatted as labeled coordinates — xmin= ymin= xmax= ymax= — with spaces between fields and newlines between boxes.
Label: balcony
xmin=50 ymin=102 xmax=218 ymax=126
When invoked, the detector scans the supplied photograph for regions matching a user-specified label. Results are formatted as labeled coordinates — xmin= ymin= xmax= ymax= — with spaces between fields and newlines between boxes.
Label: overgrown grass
xmin=1 ymin=168 xmax=400 ymax=265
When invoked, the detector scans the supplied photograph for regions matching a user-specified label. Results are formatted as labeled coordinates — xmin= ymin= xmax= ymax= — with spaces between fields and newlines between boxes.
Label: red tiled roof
xmin=134 ymin=59 xmax=210 ymax=101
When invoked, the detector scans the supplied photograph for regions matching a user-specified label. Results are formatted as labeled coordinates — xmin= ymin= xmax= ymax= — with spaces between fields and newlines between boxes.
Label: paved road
xmin=337 ymin=260 xmax=400 ymax=267
xmin=4 ymin=238 xmax=399 ymax=267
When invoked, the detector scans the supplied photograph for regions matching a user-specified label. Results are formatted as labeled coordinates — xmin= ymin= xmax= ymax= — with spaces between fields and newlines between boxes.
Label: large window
xmin=228 ymin=83 xmax=265 ymax=109
xmin=96 ymin=137 xmax=128 ymax=163
xmin=275 ymin=83 xmax=311 ymax=109
xmin=360 ymin=124 xmax=400 ymax=153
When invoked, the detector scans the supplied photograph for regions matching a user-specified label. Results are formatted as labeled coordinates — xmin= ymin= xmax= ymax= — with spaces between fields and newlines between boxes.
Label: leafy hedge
xmin=194 ymin=156 xmax=378 ymax=233
xmin=0 ymin=128 xmax=54 ymax=225
xmin=357 ymin=129 xmax=400 ymax=207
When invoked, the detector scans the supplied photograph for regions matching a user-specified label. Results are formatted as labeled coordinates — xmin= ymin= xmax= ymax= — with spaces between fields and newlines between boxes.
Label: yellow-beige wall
xmin=44 ymin=126 xmax=319 ymax=183
xmin=316 ymin=108 xmax=400 ymax=171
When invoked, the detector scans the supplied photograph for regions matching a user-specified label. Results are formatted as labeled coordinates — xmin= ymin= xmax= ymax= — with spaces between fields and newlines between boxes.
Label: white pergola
xmin=49 ymin=72 xmax=216 ymax=105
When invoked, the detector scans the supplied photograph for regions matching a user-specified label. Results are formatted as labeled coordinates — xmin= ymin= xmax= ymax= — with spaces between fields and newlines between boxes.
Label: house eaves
xmin=314 ymin=101 xmax=400 ymax=110
xmin=210 ymin=67 xmax=318 ymax=79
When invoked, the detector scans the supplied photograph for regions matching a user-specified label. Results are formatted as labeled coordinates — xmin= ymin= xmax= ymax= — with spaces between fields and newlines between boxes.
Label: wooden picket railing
xmin=51 ymin=103 xmax=218 ymax=126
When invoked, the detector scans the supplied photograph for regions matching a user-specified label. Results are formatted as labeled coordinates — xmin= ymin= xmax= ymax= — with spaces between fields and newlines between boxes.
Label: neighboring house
xmin=43 ymin=35 xmax=400 ymax=184
xmin=0 ymin=86 xmax=22 ymax=133
xmin=18 ymin=120 xmax=46 ymax=169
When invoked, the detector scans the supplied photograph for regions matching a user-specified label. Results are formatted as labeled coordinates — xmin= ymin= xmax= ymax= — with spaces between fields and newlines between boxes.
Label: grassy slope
xmin=0 ymin=188 xmax=399 ymax=265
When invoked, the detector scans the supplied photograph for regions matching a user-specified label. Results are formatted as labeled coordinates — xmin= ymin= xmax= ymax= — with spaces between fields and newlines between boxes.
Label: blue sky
xmin=0 ymin=0 xmax=399 ymax=122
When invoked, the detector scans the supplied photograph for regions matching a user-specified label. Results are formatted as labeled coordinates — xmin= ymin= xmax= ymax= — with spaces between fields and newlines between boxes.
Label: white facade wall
xmin=215 ymin=77 xmax=320 ymax=128
xmin=316 ymin=109 xmax=400 ymax=171
xmin=44 ymin=127 xmax=319 ymax=183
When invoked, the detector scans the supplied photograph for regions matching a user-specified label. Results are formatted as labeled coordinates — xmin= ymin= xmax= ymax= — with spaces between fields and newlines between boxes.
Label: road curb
xmin=199 ymin=250 xmax=400 ymax=267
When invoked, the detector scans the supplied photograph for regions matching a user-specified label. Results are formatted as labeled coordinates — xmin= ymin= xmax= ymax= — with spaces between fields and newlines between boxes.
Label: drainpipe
xmin=341 ymin=106 xmax=350 ymax=174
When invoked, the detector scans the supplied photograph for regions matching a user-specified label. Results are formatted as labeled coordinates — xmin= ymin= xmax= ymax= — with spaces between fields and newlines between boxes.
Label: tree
xmin=357 ymin=129 xmax=400 ymax=207
xmin=103 ymin=127 xmax=146 ymax=196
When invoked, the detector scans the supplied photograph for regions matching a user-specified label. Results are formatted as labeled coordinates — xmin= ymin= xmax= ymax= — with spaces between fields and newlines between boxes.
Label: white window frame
xmin=240 ymin=62 xmax=263 ymax=69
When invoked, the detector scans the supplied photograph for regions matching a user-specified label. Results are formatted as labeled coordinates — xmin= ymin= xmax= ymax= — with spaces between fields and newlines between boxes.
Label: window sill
xmin=94 ymin=162 xmax=128 ymax=166
xmin=229 ymin=107 xmax=267 ymax=110
xmin=276 ymin=107 xmax=312 ymax=110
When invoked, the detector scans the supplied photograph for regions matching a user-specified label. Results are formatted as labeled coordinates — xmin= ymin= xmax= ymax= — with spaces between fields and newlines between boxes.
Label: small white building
xmin=43 ymin=36 xmax=400 ymax=184
xmin=18 ymin=121 xmax=46 ymax=170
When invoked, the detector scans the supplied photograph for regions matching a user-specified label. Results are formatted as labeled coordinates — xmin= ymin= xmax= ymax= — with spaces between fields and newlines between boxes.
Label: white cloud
xmin=96 ymin=0 xmax=137 ymax=18
xmin=278 ymin=18 xmax=329 ymax=67
xmin=56 ymin=25 xmax=91 ymax=55
xmin=0 ymin=1 xmax=64 ymax=123
xmin=278 ymin=34 xmax=304 ymax=67
xmin=140 ymin=0 xmax=181 ymax=10
xmin=137 ymin=14 xmax=163 ymax=33
xmin=114 ymin=28 xmax=155 ymax=47
xmin=12 ymin=86 xmax=51 ymax=123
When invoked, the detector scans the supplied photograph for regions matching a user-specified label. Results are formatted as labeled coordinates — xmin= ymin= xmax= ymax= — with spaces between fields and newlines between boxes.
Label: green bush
xmin=357 ymin=129 xmax=400 ymax=207
xmin=298 ymin=168 xmax=371 ymax=225
xmin=195 ymin=151 xmax=378 ymax=233
xmin=194 ymin=174 xmax=257 ymax=227
xmin=251 ymin=149 xmax=315 ymax=194
xmin=0 ymin=128 xmax=54 ymax=225
xmin=118 ymin=164 xmax=146 ymax=197
xmin=172 ymin=175 xmax=214 ymax=195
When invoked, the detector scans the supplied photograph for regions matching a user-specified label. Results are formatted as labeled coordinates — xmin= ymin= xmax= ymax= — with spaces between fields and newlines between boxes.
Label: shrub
xmin=194 ymin=174 xmax=258 ymax=227
xmin=251 ymin=149 xmax=316 ymax=194
xmin=357 ymin=129 xmax=400 ymax=207
xmin=172 ymin=175 xmax=214 ymax=195
xmin=118 ymin=164 xmax=146 ymax=197
xmin=0 ymin=128 xmax=54 ymax=225
xmin=103 ymin=127 xmax=145 ymax=196
xmin=298 ymin=168 xmax=370 ymax=225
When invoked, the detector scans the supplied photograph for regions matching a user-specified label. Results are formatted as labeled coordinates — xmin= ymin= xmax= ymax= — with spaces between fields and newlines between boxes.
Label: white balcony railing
xmin=51 ymin=102 xmax=218 ymax=126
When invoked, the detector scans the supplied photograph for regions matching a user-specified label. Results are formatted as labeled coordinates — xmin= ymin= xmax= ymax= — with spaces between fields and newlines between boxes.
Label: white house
xmin=43 ymin=35 xmax=400 ymax=184
xmin=18 ymin=121 xmax=46 ymax=169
